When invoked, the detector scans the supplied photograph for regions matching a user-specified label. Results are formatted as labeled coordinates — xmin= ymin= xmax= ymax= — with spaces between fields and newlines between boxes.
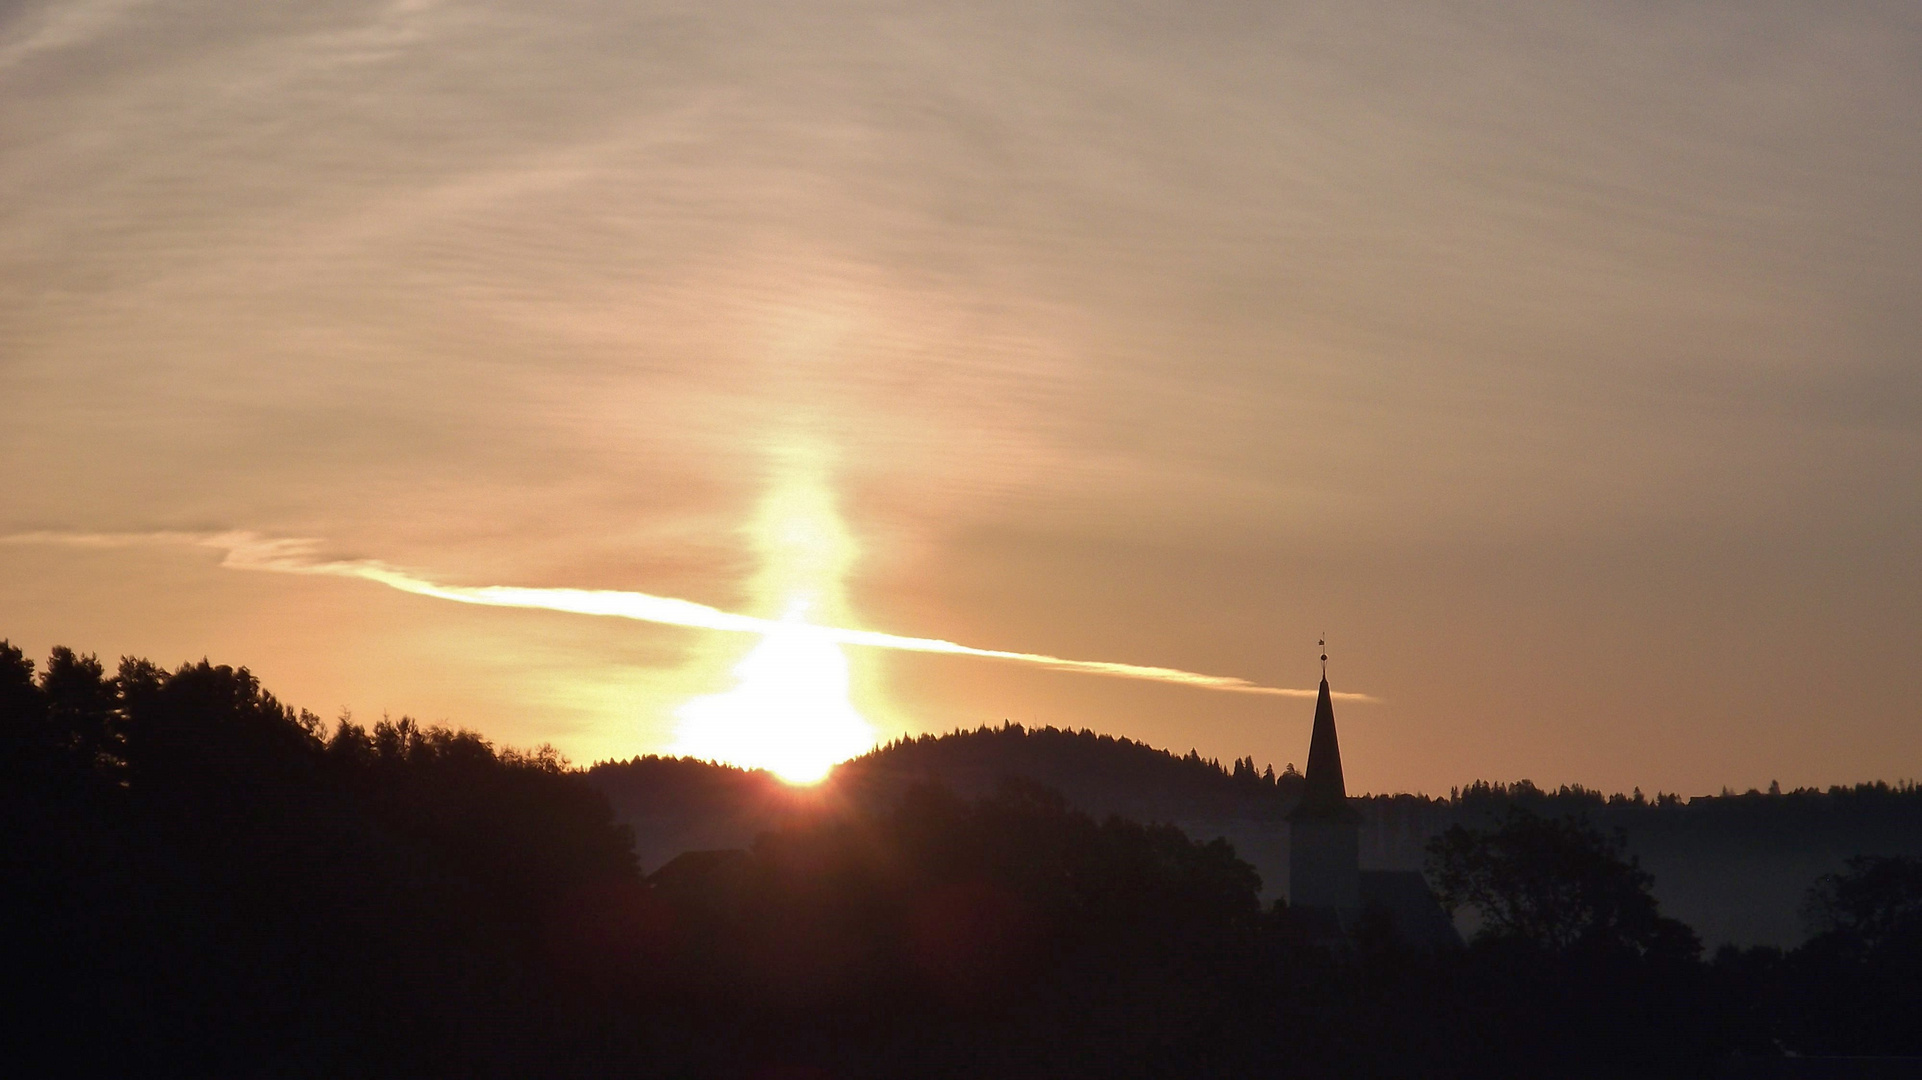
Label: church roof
xmin=1359 ymin=871 xmax=1463 ymax=950
xmin=1287 ymin=675 xmax=1361 ymax=823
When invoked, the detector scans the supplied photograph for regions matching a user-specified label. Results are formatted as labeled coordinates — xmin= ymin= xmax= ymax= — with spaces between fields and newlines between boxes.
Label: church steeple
xmin=1288 ymin=643 xmax=1359 ymax=823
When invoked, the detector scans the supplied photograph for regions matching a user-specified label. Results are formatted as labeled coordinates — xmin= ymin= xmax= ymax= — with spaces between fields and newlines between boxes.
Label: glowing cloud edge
xmin=2 ymin=531 xmax=1378 ymax=702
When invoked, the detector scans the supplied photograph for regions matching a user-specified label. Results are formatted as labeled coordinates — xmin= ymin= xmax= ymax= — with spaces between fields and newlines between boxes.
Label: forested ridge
xmin=6 ymin=641 xmax=1920 ymax=1078
xmin=597 ymin=719 xmax=1922 ymax=833
xmin=596 ymin=724 xmax=1922 ymax=947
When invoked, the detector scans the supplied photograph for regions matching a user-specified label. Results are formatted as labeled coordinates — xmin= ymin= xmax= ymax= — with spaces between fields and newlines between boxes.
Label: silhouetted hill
xmin=843 ymin=723 xmax=1308 ymax=820
xmin=586 ymin=724 xmax=1306 ymax=879
xmin=10 ymin=641 xmax=1921 ymax=1074
xmin=589 ymin=725 xmax=1922 ymax=947
xmin=584 ymin=753 xmax=821 ymax=874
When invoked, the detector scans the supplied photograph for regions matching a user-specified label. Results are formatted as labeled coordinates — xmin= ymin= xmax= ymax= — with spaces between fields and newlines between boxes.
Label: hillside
xmin=840 ymin=724 xmax=1307 ymax=820
xmin=588 ymin=725 xmax=1922 ymax=947
xmin=586 ymin=723 xmax=1308 ymax=880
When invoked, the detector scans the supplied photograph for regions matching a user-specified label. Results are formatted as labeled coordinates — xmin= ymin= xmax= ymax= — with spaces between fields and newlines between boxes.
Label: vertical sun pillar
xmin=668 ymin=447 xmax=878 ymax=783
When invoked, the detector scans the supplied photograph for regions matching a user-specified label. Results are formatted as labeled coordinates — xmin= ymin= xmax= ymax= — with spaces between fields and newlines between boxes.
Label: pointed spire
xmin=1289 ymin=643 xmax=1360 ymax=822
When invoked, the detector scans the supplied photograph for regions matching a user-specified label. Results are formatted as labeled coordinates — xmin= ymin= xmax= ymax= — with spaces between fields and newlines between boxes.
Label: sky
xmin=2 ymin=0 xmax=1918 ymax=793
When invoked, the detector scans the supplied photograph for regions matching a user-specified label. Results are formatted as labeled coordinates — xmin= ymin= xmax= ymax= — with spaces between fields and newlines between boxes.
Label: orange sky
xmin=3 ymin=0 xmax=1918 ymax=794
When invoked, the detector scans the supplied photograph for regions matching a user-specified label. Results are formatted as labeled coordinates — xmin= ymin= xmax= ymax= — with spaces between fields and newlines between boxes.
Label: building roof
xmin=1360 ymin=871 xmax=1464 ymax=950
xmin=647 ymin=847 xmax=752 ymax=893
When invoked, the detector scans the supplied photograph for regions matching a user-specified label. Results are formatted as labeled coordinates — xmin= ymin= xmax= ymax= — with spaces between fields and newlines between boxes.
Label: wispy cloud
xmin=1 ymin=530 xmax=1371 ymax=701
xmin=0 ymin=0 xmax=152 ymax=72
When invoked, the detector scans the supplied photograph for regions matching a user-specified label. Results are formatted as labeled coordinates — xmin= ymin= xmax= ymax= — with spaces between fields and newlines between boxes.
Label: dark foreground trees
xmin=1421 ymin=808 xmax=1712 ymax=1077
xmin=1427 ymin=805 xmax=1701 ymax=959
xmin=5 ymin=640 xmax=1915 ymax=1078
xmin=1708 ymin=854 xmax=1922 ymax=1057
xmin=2 ymin=642 xmax=639 ymax=1077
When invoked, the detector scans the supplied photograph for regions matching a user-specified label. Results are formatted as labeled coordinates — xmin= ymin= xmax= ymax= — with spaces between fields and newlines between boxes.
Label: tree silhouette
xmin=1784 ymin=855 xmax=1922 ymax=1054
xmin=1803 ymin=855 xmax=1922 ymax=954
xmin=1427 ymin=805 xmax=1699 ymax=960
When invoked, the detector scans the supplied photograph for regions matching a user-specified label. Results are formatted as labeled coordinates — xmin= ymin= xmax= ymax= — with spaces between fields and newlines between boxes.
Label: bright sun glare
xmin=668 ymin=454 xmax=878 ymax=783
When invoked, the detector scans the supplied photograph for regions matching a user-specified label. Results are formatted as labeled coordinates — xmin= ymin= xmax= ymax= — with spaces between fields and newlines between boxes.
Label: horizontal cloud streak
xmin=3 ymin=530 xmax=1372 ymax=701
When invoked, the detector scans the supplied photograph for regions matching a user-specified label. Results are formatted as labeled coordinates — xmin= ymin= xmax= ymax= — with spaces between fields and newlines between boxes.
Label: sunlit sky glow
xmin=672 ymin=604 xmax=875 ymax=783
xmin=2 ymin=0 xmax=1918 ymax=793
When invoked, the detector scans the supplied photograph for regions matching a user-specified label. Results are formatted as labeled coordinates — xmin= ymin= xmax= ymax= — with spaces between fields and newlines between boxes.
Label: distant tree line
xmin=5 ymin=644 xmax=1919 ymax=1077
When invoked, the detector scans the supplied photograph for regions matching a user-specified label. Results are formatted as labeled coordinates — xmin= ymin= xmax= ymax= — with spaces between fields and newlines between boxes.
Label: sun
xmin=670 ymin=604 xmax=876 ymax=783
xmin=668 ymin=450 xmax=879 ymax=783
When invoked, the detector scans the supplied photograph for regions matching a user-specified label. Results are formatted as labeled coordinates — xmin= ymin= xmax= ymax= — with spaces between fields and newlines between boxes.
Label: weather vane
xmin=1319 ymin=635 xmax=1327 ymax=676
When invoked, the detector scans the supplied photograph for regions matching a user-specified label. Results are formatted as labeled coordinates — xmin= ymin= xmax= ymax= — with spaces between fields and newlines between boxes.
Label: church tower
xmin=1286 ymin=646 xmax=1361 ymax=920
